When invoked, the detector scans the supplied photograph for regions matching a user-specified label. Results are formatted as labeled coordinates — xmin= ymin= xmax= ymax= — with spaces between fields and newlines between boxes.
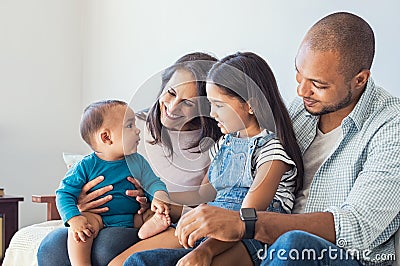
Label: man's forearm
xmin=176 ymin=205 xmax=336 ymax=249
xmin=255 ymin=211 xmax=336 ymax=244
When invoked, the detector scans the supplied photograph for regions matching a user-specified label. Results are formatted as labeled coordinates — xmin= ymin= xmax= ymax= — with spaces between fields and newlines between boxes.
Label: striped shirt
xmin=288 ymin=78 xmax=400 ymax=265
xmin=209 ymin=130 xmax=298 ymax=213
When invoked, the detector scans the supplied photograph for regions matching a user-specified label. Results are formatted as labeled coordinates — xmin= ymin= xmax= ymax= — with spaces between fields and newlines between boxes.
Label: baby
xmin=56 ymin=100 xmax=171 ymax=265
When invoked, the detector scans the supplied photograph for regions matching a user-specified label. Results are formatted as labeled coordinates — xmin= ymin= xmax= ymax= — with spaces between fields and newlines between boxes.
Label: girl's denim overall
xmin=206 ymin=132 xmax=286 ymax=265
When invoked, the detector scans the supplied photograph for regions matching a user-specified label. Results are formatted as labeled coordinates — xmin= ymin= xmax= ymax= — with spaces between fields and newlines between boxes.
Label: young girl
xmin=110 ymin=52 xmax=303 ymax=266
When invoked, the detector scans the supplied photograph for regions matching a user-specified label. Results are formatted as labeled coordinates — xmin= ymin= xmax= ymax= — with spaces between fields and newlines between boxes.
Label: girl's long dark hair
xmin=143 ymin=52 xmax=222 ymax=156
xmin=207 ymin=52 xmax=304 ymax=192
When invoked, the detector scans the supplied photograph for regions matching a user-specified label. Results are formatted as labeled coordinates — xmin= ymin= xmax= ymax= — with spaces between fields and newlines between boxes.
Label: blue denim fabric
xmin=208 ymin=133 xmax=277 ymax=211
xmin=37 ymin=227 xmax=140 ymax=266
xmin=259 ymin=230 xmax=363 ymax=266
xmin=207 ymin=133 xmax=285 ymax=266
xmin=242 ymin=199 xmax=286 ymax=266
xmin=243 ymin=238 xmax=267 ymax=265
xmin=123 ymin=230 xmax=363 ymax=266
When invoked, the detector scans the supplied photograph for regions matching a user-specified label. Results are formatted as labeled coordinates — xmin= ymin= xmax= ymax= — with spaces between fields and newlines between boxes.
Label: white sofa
xmin=3 ymin=220 xmax=63 ymax=266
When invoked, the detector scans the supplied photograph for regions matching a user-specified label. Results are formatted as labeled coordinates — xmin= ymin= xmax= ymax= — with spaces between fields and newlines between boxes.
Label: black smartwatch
xmin=239 ymin=208 xmax=257 ymax=239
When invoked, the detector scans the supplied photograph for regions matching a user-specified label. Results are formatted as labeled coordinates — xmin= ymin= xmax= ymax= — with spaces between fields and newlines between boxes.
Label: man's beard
xmin=305 ymin=88 xmax=353 ymax=116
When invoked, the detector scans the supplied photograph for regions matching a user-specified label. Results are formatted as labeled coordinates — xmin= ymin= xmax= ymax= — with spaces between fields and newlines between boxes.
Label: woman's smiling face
xmin=159 ymin=69 xmax=200 ymax=131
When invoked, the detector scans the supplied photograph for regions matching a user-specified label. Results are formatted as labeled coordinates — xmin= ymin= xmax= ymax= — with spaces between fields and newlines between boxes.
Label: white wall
xmin=1 ymin=0 xmax=399 ymax=228
xmin=82 ymin=0 xmax=400 ymax=109
xmin=0 ymin=0 xmax=87 ymax=227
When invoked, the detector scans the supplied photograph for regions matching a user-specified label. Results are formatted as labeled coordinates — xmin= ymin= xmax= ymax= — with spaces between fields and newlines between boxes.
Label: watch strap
xmin=243 ymin=219 xmax=255 ymax=239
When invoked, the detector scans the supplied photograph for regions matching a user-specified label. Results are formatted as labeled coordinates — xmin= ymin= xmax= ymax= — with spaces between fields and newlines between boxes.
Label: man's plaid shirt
xmin=288 ymin=78 xmax=400 ymax=265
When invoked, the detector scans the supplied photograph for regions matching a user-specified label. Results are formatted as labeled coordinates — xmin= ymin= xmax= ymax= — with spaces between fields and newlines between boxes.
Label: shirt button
xmin=273 ymin=202 xmax=280 ymax=208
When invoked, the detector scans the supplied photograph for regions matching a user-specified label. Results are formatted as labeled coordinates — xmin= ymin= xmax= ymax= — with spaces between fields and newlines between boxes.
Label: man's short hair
xmin=306 ymin=12 xmax=375 ymax=80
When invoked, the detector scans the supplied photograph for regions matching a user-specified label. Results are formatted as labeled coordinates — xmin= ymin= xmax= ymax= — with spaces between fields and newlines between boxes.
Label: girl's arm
xmin=184 ymin=160 xmax=290 ymax=262
xmin=241 ymin=160 xmax=290 ymax=210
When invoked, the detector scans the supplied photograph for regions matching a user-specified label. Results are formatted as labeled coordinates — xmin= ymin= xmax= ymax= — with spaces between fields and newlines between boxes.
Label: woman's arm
xmin=168 ymin=172 xmax=217 ymax=206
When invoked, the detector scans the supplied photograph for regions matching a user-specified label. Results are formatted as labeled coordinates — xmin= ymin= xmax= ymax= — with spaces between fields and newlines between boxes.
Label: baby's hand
xmin=67 ymin=215 xmax=95 ymax=242
xmin=151 ymin=191 xmax=170 ymax=216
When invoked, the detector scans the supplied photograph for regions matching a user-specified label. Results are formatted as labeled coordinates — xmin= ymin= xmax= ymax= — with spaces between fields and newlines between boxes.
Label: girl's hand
xmin=176 ymin=248 xmax=212 ymax=266
xmin=151 ymin=191 xmax=170 ymax=215
xmin=151 ymin=199 xmax=169 ymax=214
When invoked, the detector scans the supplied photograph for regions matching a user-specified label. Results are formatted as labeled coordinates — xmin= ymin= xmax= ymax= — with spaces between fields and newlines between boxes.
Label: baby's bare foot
xmin=138 ymin=213 xmax=171 ymax=239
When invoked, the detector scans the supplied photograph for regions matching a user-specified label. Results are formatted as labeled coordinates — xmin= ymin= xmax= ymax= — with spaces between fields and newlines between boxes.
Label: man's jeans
xmin=259 ymin=230 xmax=363 ymax=265
xmin=123 ymin=230 xmax=362 ymax=266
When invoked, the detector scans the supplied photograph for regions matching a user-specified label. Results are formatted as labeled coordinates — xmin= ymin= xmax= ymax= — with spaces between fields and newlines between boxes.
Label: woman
xmin=36 ymin=52 xmax=221 ymax=266
xmin=110 ymin=52 xmax=303 ymax=266
xmin=137 ymin=52 xmax=221 ymax=199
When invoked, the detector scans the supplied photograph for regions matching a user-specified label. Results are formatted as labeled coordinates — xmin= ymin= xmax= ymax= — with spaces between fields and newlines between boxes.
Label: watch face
xmin=240 ymin=208 xmax=257 ymax=220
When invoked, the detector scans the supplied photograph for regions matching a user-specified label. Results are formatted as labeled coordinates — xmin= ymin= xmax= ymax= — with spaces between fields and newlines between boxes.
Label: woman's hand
xmin=77 ymin=175 xmax=150 ymax=214
xmin=126 ymin=176 xmax=150 ymax=215
xmin=77 ymin=176 xmax=113 ymax=213
xmin=175 ymin=204 xmax=244 ymax=248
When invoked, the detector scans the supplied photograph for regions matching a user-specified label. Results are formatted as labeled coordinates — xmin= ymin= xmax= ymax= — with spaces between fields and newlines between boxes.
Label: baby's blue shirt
xmin=56 ymin=152 xmax=167 ymax=227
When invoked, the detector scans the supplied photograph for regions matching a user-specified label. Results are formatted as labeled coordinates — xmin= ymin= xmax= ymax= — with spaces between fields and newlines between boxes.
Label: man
xmin=126 ymin=12 xmax=400 ymax=265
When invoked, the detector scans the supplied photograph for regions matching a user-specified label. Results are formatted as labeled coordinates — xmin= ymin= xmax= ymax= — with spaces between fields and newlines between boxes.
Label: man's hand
xmin=77 ymin=176 xmax=113 ymax=213
xmin=126 ymin=176 xmax=149 ymax=215
xmin=175 ymin=204 xmax=244 ymax=248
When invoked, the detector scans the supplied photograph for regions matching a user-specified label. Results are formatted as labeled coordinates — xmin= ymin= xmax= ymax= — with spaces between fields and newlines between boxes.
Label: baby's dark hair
xmin=80 ymin=100 xmax=127 ymax=148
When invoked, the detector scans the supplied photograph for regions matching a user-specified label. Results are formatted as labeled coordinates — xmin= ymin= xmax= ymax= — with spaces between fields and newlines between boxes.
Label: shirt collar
xmin=344 ymin=77 xmax=376 ymax=132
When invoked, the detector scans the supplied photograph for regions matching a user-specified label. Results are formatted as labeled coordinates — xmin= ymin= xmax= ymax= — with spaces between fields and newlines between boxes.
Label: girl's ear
xmin=247 ymin=98 xmax=258 ymax=115
xmin=99 ymin=129 xmax=113 ymax=145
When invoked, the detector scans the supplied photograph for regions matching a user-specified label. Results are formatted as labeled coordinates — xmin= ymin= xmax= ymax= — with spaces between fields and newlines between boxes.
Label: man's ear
xmin=99 ymin=129 xmax=112 ymax=145
xmin=353 ymin=69 xmax=370 ymax=90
